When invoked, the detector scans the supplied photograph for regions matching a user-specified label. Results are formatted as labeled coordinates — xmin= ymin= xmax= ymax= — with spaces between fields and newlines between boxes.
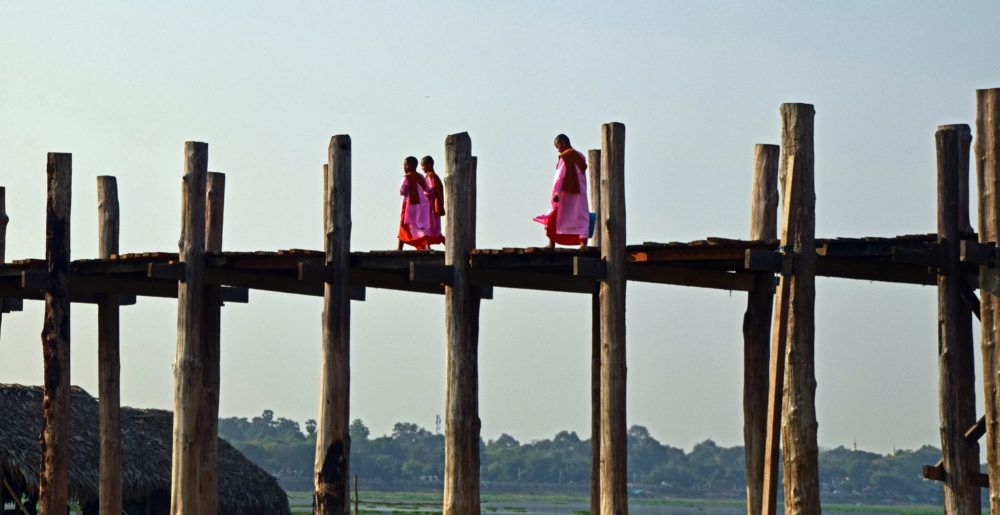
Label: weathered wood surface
xmin=315 ymin=135 xmax=352 ymax=515
xmin=170 ymin=142 xmax=208 ymax=515
xmin=936 ymin=124 xmax=980 ymax=514
xmin=97 ymin=176 xmax=122 ymax=515
xmin=776 ymin=103 xmax=820 ymax=514
xmin=0 ymin=187 xmax=7 ymax=336
xmin=743 ymin=144 xmax=778 ymax=515
xmin=977 ymin=87 xmax=1000 ymax=514
xmin=599 ymin=122 xmax=627 ymax=515
xmin=443 ymin=132 xmax=481 ymax=515
xmin=40 ymin=153 xmax=72 ymax=515
xmin=589 ymin=143 xmax=603 ymax=515
xmin=198 ymin=171 xmax=225 ymax=515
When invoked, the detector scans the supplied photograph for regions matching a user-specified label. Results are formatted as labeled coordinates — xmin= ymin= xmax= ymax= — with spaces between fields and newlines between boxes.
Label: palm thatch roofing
xmin=0 ymin=384 xmax=290 ymax=515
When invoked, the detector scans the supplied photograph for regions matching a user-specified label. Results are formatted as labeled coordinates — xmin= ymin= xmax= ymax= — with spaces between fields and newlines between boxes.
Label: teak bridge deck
xmin=1 ymin=88 xmax=999 ymax=515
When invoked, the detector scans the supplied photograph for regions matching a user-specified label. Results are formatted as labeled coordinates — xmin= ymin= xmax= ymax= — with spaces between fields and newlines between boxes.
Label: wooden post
xmin=977 ymin=87 xmax=1000 ymax=514
xmin=170 ymin=142 xmax=208 ymax=515
xmin=315 ymin=135 xmax=352 ymax=515
xmin=198 ymin=171 xmax=225 ymax=515
xmin=775 ymin=103 xmax=820 ymax=514
xmin=0 ymin=187 xmax=7 ymax=338
xmin=743 ymin=144 xmax=778 ymax=515
xmin=39 ymin=153 xmax=71 ymax=515
xmin=96 ymin=176 xmax=122 ymax=515
xmin=587 ymin=149 xmax=602 ymax=515
xmin=443 ymin=132 xmax=481 ymax=515
xmin=599 ymin=123 xmax=627 ymax=515
xmin=936 ymin=124 xmax=980 ymax=515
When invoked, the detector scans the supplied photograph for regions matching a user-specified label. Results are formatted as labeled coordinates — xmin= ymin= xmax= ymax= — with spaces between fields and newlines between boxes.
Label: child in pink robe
xmin=534 ymin=134 xmax=589 ymax=249
xmin=420 ymin=155 xmax=446 ymax=247
xmin=397 ymin=156 xmax=433 ymax=250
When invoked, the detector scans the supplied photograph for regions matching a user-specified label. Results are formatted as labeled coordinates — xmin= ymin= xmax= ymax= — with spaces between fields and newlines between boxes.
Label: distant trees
xmin=219 ymin=411 xmax=945 ymax=504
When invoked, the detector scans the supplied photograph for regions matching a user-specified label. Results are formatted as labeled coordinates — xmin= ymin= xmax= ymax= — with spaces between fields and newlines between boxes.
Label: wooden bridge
xmin=1 ymin=88 xmax=999 ymax=515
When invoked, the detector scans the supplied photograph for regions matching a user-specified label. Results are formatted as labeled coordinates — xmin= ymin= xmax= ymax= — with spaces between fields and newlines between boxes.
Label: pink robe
xmin=533 ymin=150 xmax=589 ymax=244
xmin=398 ymin=174 xmax=432 ymax=249
xmin=423 ymin=172 xmax=445 ymax=245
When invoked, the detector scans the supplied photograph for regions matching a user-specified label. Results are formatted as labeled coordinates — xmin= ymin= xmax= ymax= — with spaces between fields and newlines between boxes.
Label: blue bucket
xmin=588 ymin=212 xmax=597 ymax=238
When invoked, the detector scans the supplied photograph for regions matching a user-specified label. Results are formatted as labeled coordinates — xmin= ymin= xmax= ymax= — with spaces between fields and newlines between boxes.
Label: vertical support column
xmin=170 ymin=142 xmax=208 ymax=515
xmin=198 ymin=171 xmax=225 ymax=515
xmin=443 ymin=132 xmax=481 ymax=515
xmin=977 ymin=87 xmax=1000 ymax=514
xmin=776 ymin=103 xmax=820 ymax=514
xmin=315 ymin=135 xmax=352 ymax=515
xmin=39 ymin=153 xmax=72 ymax=514
xmin=0 ymin=187 xmax=7 ymax=337
xmin=587 ymin=149 xmax=602 ymax=515
xmin=599 ymin=122 xmax=627 ymax=515
xmin=97 ymin=176 xmax=122 ymax=515
xmin=743 ymin=144 xmax=778 ymax=515
xmin=937 ymin=124 xmax=980 ymax=515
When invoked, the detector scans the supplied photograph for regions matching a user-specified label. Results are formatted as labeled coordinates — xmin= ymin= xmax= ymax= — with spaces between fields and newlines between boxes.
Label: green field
xmin=286 ymin=490 xmax=942 ymax=515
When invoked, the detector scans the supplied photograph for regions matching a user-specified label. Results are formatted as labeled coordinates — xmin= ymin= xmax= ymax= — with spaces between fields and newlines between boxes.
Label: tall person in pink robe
xmin=397 ymin=156 xmax=433 ymax=250
xmin=421 ymin=155 xmax=446 ymax=247
xmin=534 ymin=134 xmax=590 ymax=250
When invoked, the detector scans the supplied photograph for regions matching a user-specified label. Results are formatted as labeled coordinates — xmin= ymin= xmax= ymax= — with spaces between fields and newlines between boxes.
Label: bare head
xmin=420 ymin=156 xmax=434 ymax=173
xmin=403 ymin=156 xmax=418 ymax=173
xmin=554 ymin=134 xmax=571 ymax=152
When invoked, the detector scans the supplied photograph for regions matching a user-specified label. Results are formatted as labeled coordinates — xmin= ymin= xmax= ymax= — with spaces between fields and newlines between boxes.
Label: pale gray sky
xmin=1 ymin=1 xmax=998 ymax=455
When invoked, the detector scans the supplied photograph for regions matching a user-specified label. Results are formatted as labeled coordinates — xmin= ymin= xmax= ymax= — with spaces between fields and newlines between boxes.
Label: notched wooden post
xmin=743 ymin=143 xmax=778 ymax=515
xmin=443 ymin=132 xmax=481 ymax=515
xmin=599 ymin=122 xmax=627 ymax=515
xmin=0 ymin=187 xmax=7 ymax=337
xmin=97 ymin=175 xmax=122 ymax=515
xmin=315 ymin=135 xmax=352 ymax=515
xmin=587 ymin=148 xmax=602 ymax=515
xmin=170 ymin=141 xmax=208 ymax=515
xmin=39 ymin=153 xmax=72 ymax=515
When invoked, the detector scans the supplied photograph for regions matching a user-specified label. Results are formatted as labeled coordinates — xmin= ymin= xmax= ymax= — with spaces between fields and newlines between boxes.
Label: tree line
xmin=219 ymin=410 xmax=946 ymax=504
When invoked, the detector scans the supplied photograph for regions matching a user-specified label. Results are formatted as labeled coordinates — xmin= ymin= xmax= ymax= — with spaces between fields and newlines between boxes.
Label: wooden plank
xmin=977 ymin=87 xmax=1000 ymax=514
xmin=198 ymin=171 xmax=225 ymax=515
xmin=587 ymin=149 xmax=601 ymax=515
xmin=39 ymin=152 xmax=72 ymax=515
xmin=468 ymin=268 xmax=594 ymax=293
xmin=936 ymin=123 xmax=981 ymax=514
xmin=961 ymin=240 xmax=995 ymax=266
xmin=600 ymin=122 xmax=628 ymax=515
xmin=443 ymin=132 xmax=481 ymax=515
xmin=744 ymin=143 xmax=778 ymax=515
xmin=170 ymin=141 xmax=208 ymax=515
xmin=626 ymin=263 xmax=756 ymax=292
xmin=0 ymin=187 xmax=6 ymax=339
xmin=967 ymin=416 xmax=988 ymax=443
xmin=315 ymin=134 xmax=352 ymax=515
xmin=573 ymin=256 xmax=606 ymax=279
xmin=745 ymin=249 xmax=782 ymax=273
xmin=410 ymin=262 xmax=454 ymax=284
xmin=96 ymin=175 xmax=122 ymax=515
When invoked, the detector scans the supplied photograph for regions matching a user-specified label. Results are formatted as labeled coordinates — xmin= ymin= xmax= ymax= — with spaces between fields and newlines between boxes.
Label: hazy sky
xmin=2 ymin=2 xmax=998 ymax=455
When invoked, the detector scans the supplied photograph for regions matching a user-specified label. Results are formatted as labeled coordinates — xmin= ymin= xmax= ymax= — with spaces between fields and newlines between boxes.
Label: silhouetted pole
xmin=936 ymin=124 xmax=980 ymax=515
xmin=315 ymin=135 xmax=352 ymax=515
xmin=0 ymin=187 xmax=7 ymax=339
xmin=599 ymin=122 xmax=627 ymax=515
xmin=443 ymin=132 xmax=481 ymax=515
xmin=743 ymin=144 xmax=778 ymax=515
xmin=976 ymin=87 xmax=1000 ymax=514
xmin=587 ymin=148 xmax=602 ymax=515
xmin=198 ymin=171 xmax=225 ymax=515
xmin=170 ymin=142 xmax=208 ymax=515
xmin=39 ymin=152 xmax=72 ymax=514
xmin=97 ymin=176 xmax=122 ymax=515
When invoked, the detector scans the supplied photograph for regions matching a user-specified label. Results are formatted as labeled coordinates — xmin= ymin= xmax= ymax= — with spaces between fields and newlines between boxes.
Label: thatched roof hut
xmin=0 ymin=384 xmax=290 ymax=515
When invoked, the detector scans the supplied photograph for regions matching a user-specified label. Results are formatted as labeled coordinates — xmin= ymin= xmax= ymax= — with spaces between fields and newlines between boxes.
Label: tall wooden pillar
xmin=170 ymin=142 xmax=208 ymax=515
xmin=315 ymin=135 xmax=352 ymax=515
xmin=937 ymin=124 xmax=980 ymax=514
xmin=743 ymin=144 xmax=778 ymax=515
xmin=976 ymin=87 xmax=1000 ymax=514
xmin=40 ymin=153 xmax=72 ymax=514
xmin=443 ymin=132 xmax=481 ymax=515
xmin=774 ymin=103 xmax=820 ymax=514
xmin=587 ymin=148 xmax=602 ymax=515
xmin=599 ymin=122 xmax=627 ymax=515
xmin=97 ymin=176 xmax=122 ymax=515
xmin=198 ymin=171 xmax=225 ymax=515
xmin=0 ymin=187 xmax=7 ymax=338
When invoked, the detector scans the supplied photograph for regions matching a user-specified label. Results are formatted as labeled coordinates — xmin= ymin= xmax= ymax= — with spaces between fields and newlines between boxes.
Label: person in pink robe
xmin=397 ymin=156 xmax=433 ymax=250
xmin=420 ymin=155 xmax=446 ymax=247
xmin=533 ymin=134 xmax=590 ymax=249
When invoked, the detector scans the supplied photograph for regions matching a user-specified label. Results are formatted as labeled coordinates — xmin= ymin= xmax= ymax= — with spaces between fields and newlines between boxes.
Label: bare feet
xmin=544 ymin=242 xmax=555 ymax=250
xmin=578 ymin=243 xmax=587 ymax=251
